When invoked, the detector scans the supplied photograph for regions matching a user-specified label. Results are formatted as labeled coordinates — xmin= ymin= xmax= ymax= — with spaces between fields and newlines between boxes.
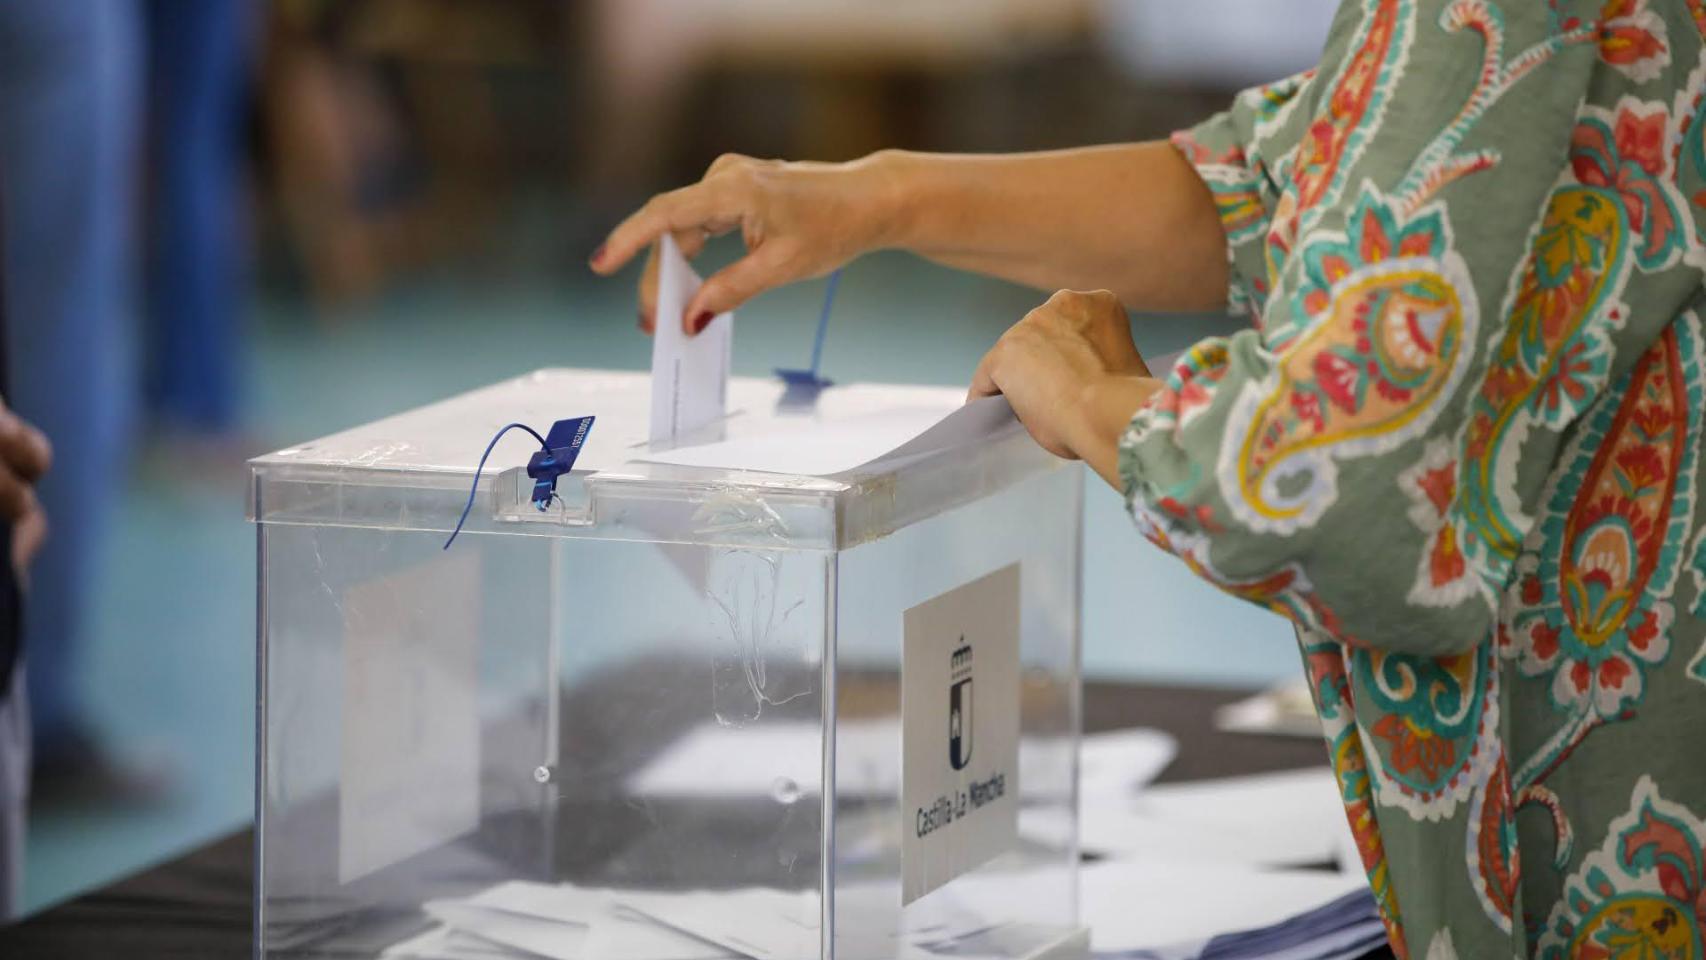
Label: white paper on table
xmin=584 ymin=903 xmax=741 ymax=960
xmin=382 ymin=924 xmax=531 ymax=959
xmin=463 ymin=881 xmax=609 ymax=926
xmin=1017 ymin=727 xmax=1178 ymax=850
xmin=836 ymin=882 xmax=1000 ymax=951
xmin=421 ymin=901 xmax=590 ymax=960
xmin=1080 ymin=728 xmax=1178 ymax=797
xmin=650 ymin=233 xmax=732 ymax=444
xmin=638 ymin=395 xmax=1019 ymax=477
xmin=1214 ymin=680 xmax=1325 ymax=739
xmin=455 ymin=882 xmax=735 ymax=960
xmin=944 ymin=858 xmax=1369 ymax=953
xmin=1077 ymin=768 xmax=1356 ymax=868
xmin=616 ymin=888 xmax=820 ymax=960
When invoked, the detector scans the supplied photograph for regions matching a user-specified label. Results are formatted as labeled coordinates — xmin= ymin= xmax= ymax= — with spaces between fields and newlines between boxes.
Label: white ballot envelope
xmin=650 ymin=234 xmax=733 ymax=444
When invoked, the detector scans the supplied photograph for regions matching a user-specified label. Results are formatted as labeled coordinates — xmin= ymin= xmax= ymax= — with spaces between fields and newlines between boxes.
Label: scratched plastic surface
xmin=249 ymin=369 xmax=1083 ymax=960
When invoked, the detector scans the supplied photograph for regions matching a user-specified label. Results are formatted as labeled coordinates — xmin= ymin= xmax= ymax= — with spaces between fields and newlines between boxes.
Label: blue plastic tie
xmin=444 ymin=423 xmax=549 ymax=550
xmin=775 ymin=269 xmax=842 ymax=403
xmin=808 ymin=268 xmax=840 ymax=375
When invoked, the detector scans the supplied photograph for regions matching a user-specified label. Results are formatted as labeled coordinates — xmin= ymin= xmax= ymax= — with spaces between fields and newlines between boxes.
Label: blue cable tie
xmin=444 ymin=422 xmax=549 ymax=550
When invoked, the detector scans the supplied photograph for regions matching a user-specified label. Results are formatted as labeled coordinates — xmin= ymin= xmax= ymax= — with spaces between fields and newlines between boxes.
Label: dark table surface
xmin=0 ymin=682 xmax=1353 ymax=958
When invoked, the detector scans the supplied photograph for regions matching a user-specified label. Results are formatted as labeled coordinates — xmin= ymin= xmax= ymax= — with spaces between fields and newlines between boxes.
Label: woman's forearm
xmin=866 ymin=143 xmax=1230 ymax=312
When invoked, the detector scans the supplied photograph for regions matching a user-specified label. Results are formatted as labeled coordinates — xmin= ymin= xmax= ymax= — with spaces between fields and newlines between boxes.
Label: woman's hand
xmin=969 ymin=289 xmax=1160 ymax=488
xmin=590 ymin=152 xmax=902 ymax=335
xmin=590 ymin=143 xmax=1234 ymax=336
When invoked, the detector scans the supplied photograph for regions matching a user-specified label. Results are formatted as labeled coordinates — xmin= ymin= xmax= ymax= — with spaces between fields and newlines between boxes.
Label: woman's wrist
xmin=1073 ymin=374 xmax=1161 ymax=488
xmin=850 ymin=149 xmax=923 ymax=253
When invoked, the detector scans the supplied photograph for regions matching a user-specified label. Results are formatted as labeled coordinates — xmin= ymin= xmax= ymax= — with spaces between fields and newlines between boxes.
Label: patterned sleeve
xmin=1118 ymin=2 xmax=1661 ymax=656
xmin=1168 ymin=68 xmax=1316 ymax=323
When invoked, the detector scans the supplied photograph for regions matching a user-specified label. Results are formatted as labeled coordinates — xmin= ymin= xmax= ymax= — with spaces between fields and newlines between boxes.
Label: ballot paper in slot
xmin=649 ymin=234 xmax=732 ymax=445
xmin=250 ymin=366 xmax=1084 ymax=960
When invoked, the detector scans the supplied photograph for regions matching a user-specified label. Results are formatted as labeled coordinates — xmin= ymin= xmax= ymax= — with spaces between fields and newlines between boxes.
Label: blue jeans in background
xmin=0 ymin=0 xmax=142 ymax=752
xmin=144 ymin=0 xmax=251 ymax=434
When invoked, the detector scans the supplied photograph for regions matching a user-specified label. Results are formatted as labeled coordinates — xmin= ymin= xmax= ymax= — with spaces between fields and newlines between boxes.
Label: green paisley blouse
xmin=1120 ymin=1 xmax=1706 ymax=956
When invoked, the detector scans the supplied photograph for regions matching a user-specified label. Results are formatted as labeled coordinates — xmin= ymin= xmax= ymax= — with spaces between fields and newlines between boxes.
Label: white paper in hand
xmin=650 ymin=234 xmax=733 ymax=444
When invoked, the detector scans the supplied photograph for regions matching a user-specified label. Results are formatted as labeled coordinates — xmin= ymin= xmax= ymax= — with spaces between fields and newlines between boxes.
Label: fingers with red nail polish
xmin=689 ymin=310 xmax=714 ymax=336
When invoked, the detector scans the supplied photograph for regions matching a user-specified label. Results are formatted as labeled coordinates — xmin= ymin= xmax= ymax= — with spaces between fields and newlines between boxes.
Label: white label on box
xmin=339 ymin=550 xmax=482 ymax=883
xmin=901 ymin=563 xmax=1020 ymax=904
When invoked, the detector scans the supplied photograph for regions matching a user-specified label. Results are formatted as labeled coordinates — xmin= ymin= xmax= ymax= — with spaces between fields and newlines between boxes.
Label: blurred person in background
xmin=0 ymin=182 xmax=59 ymax=923
xmin=0 ymin=0 xmax=249 ymax=806
xmin=0 ymin=0 xmax=145 ymax=802
xmin=598 ymin=1 xmax=1706 ymax=955
xmin=142 ymin=0 xmax=255 ymax=453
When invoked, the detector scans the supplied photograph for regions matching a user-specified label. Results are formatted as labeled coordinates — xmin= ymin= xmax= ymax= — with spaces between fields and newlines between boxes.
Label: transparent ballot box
xmin=249 ymin=369 xmax=1085 ymax=960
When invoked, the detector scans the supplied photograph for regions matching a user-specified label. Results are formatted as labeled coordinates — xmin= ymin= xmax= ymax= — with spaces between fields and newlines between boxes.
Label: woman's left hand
xmin=969 ymin=289 xmax=1161 ymax=488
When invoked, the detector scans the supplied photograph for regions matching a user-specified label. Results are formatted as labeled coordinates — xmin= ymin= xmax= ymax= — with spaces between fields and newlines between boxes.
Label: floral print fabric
xmin=1121 ymin=1 xmax=1706 ymax=955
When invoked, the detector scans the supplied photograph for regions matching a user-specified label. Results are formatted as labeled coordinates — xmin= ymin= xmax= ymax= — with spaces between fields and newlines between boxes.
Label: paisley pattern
xmin=1218 ymin=192 xmax=1477 ymax=535
xmin=1217 ymin=6 xmax=1599 ymax=538
xmin=1469 ymin=756 xmax=1522 ymax=932
xmin=1574 ymin=100 xmax=1691 ymax=272
xmin=1538 ymin=777 xmax=1706 ymax=959
xmin=1119 ymin=1 xmax=1706 ymax=955
xmin=1599 ymin=0 xmax=1671 ymax=82
xmin=1450 ymin=93 xmax=1692 ymax=595
xmin=1400 ymin=437 xmax=1490 ymax=608
xmin=1353 ymin=642 xmax=1499 ymax=821
xmin=1676 ymin=48 xmax=1706 ymax=223
xmin=1505 ymin=315 xmax=1704 ymax=720
xmin=1149 ymin=339 xmax=1232 ymax=433
xmin=1304 ymin=636 xmax=1411 ymax=957
xmin=1457 ymin=184 xmax=1632 ymax=575
xmin=1263 ymin=0 xmax=1415 ymax=284
xmin=1694 ymin=522 xmax=1706 ymax=685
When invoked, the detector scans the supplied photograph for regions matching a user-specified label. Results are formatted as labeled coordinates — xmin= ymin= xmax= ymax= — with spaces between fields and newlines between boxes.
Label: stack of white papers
xmin=1088 ymin=884 xmax=1384 ymax=960
xmin=382 ymin=867 xmax=1379 ymax=960
xmin=382 ymin=880 xmax=1020 ymax=960
xmin=1068 ymin=767 xmax=1362 ymax=873
xmin=937 ymin=858 xmax=1374 ymax=959
xmin=400 ymin=726 xmax=1376 ymax=960
xmin=383 ymin=881 xmax=758 ymax=960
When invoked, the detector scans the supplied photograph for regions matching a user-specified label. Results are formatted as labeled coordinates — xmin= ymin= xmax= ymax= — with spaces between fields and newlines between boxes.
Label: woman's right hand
xmin=589 ymin=152 xmax=902 ymax=335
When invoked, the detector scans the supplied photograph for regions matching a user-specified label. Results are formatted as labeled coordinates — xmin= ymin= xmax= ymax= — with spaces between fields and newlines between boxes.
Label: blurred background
xmin=0 ymin=0 xmax=1338 ymax=918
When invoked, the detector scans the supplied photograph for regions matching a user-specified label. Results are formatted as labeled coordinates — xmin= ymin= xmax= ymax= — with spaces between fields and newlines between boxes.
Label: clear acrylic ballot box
xmin=249 ymin=369 xmax=1085 ymax=960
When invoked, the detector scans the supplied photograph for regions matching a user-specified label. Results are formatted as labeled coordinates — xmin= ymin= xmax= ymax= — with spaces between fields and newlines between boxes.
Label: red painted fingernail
xmin=691 ymin=310 xmax=714 ymax=334
xmin=638 ymin=310 xmax=653 ymax=332
xmin=589 ymin=243 xmax=607 ymax=266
